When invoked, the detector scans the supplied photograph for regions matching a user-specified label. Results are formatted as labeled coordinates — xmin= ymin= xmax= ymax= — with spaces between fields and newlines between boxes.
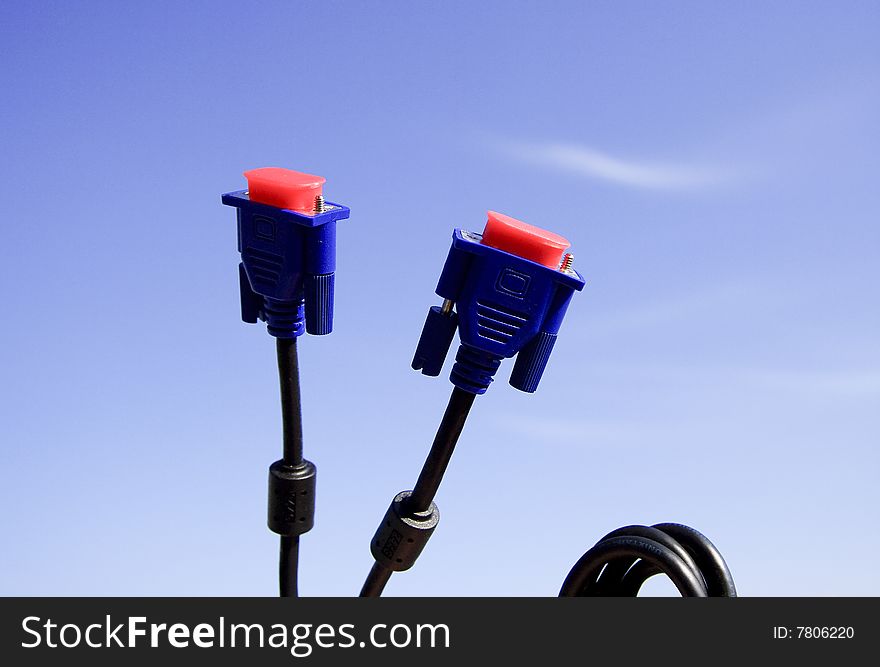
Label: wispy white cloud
xmin=488 ymin=80 xmax=878 ymax=194
xmin=499 ymin=140 xmax=734 ymax=192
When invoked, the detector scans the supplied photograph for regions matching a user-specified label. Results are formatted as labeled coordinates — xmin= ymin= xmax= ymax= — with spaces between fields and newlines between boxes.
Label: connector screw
xmin=440 ymin=299 xmax=454 ymax=315
xmin=314 ymin=195 xmax=325 ymax=213
xmin=560 ymin=253 xmax=574 ymax=272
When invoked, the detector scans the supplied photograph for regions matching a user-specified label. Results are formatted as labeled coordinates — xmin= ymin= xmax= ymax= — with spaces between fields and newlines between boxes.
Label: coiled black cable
xmin=559 ymin=523 xmax=736 ymax=597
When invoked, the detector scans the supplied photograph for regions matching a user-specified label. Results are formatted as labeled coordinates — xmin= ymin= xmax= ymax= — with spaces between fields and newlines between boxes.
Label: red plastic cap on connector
xmin=480 ymin=211 xmax=571 ymax=269
xmin=244 ymin=167 xmax=326 ymax=213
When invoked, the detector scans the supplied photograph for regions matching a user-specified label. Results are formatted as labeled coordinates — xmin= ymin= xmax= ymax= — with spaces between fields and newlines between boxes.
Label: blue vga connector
xmin=412 ymin=211 xmax=585 ymax=394
xmin=221 ymin=168 xmax=350 ymax=338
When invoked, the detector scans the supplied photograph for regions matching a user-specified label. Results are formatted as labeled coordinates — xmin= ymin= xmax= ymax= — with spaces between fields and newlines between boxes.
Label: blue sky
xmin=1 ymin=1 xmax=877 ymax=596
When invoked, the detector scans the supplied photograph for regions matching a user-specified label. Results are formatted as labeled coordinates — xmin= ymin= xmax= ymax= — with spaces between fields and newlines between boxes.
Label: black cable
xmin=559 ymin=523 xmax=736 ymax=597
xmin=279 ymin=535 xmax=300 ymax=597
xmin=355 ymin=381 xmax=735 ymax=598
xmin=272 ymin=337 xmax=315 ymax=598
xmin=276 ymin=337 xmax=304 ymax=466
xmin=354 ymin=348 xmax=736 ymax=599
xmin=359 ymin=387 xmax=477 ymax=597
xmin=407 ymin=387 xmax=476 ymax=513
xmin=359 ymin=561 xmax=393 ymax=597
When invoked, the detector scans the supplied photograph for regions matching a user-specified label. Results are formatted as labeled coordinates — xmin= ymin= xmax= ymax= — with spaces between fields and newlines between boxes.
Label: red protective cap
xmin=244 ymin=167 xmax=326 ymax=213
xmin=480 ymin=211 xmax=571 ymax=268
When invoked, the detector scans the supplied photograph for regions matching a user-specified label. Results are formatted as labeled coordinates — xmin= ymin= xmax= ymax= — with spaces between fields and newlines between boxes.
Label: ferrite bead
xmin=268 ymin=459 xmax=316 ymax=536
xmin=370 ymin=491 xmax=440 ymax=572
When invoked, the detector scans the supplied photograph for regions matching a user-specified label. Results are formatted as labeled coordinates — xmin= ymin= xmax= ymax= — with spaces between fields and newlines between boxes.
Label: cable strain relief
xmin=449 ymin=344 xmax=502 ymax=394
xmin=264 ymin=297 xmax=305 ymax=338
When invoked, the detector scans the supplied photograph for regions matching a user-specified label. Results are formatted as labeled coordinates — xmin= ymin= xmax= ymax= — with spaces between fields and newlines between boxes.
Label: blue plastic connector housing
xmin=412 ymin=228 xmax=585 ymax=394
xmin=221 ymin=190 xmax=350 ymax=338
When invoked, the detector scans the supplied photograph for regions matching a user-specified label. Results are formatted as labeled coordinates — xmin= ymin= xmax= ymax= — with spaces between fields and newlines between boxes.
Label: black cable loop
xmin=559 ymin=523 xmax=736 ymax=597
